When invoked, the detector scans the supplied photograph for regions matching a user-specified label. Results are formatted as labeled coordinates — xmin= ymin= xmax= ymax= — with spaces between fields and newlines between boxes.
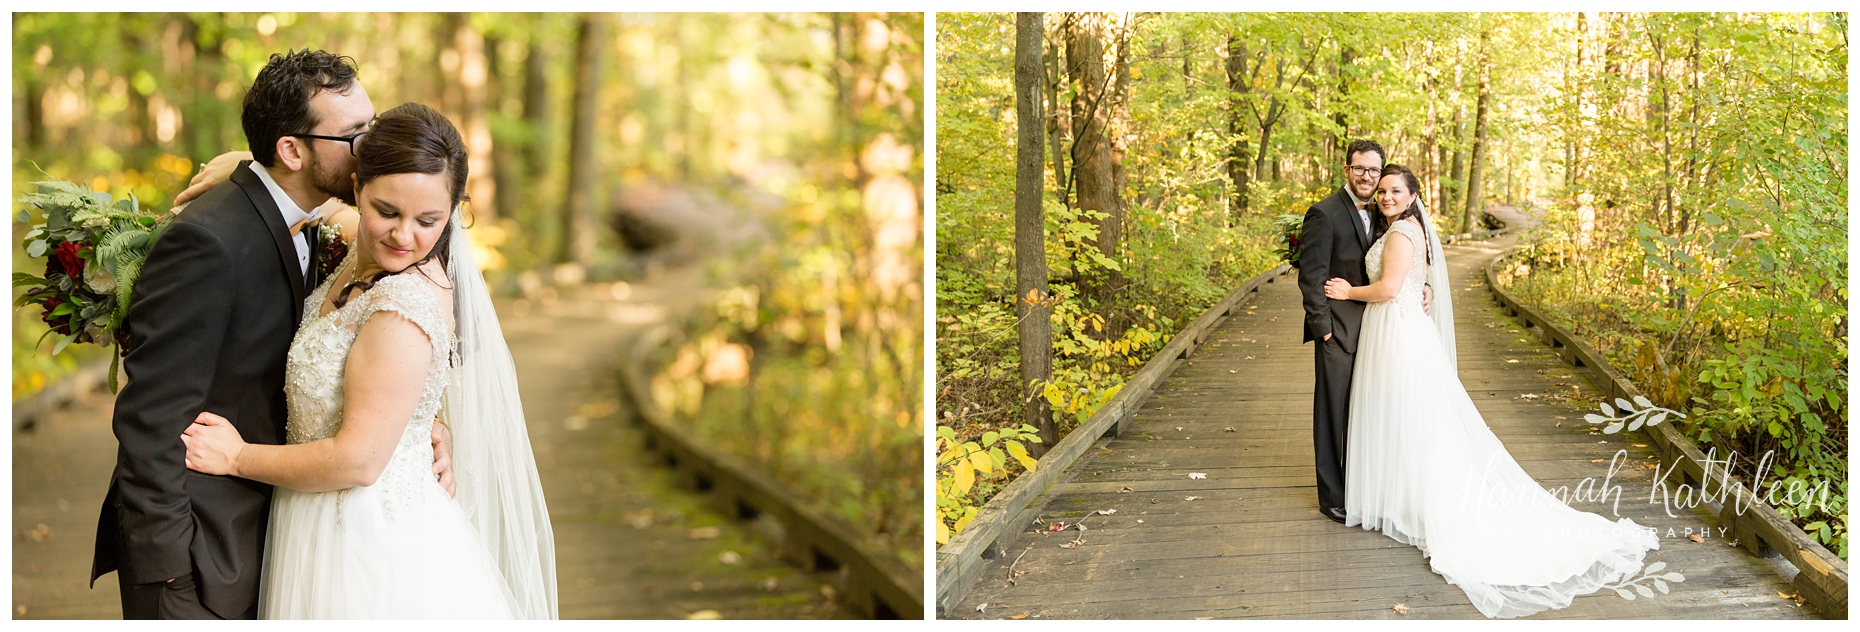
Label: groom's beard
xmin=306 ymin=150 xmax=357 ymax=207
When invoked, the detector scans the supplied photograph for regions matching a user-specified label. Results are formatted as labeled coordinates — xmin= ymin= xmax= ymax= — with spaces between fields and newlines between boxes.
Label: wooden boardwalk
xmin=949 ymin=216 xmax=1819 ymax=620
xmin=12 ymin=282 xmax=844 ymax=619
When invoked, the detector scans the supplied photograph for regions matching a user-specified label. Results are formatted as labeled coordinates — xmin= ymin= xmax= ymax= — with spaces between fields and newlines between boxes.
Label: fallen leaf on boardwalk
xmin=1189 ymin=473 xmax=1207 ymax=479
xmin=1689 ymin=534 xmax=1705 ymax=543
xmin=1591 ymin=459 xmax=1605 ymax=463
xmin=1246 ymin=356 xmax=1256 ymax=360
xmin=686 ymin=610 xmax=723 ymax=620
xmin=1101 ymin=509 xmax=1118 ymax=515
xmin=1268 ymin=317 xmax=1279 ymax=322
xmin=1049 ymin=523 xmax=1067 ymax=531
xmin=1136 ymin=519 xmax=1144 ymax=523
xmin=1224 ymin=427 xmax=1236 ymax=432
xmin=1632 ymin=444 xmax=1648 ymax=448
xmin=1176 ymin=427 xmax=1184 ymax=431
xmin=1246 ymin=311 xmax=1256 ymax=315
xmin=1184 ymin=496 xmax=1202 ymax=501
xmin=1117 ymin=486 xmax=1134 ymax=493
xmin=719 ymin=551 xmax=743 ymax=565
xmin=1392 ymin=603 xmax=1409 ymax=614
xmin=1778 ymin=591 xmax=1796 ymax=599
xmin=1728 ymin=539 xmax=1739 ymax=547
xmin=1506 ymin=359 xmax=1520 ymax=363
xmin=1519 ymin=393 xmax=1540 ymax=399
xmin=1555 ymin=422 xmax=1562 ymax=427
xmin=977 ymin=604 xmax=988 ymax=613
xmin=1509 ymin=329 xmax=1521 ymax=333
xmin=1151 ymin=499 xmax=1159 ymax=504
xmin=1554 ymin=416 xmax=1567 ymax=419
xmin=686 ymin=527 xmax=721 ymax=540
xmin=23 ymin=524 xmax=51 ymax=542
xmin=1059 ymin=538 xmax=1086 ymax=549
xmin=1011 ymin=614 xmax=1030 ymax=619
xmin=1229 ymin=370 xmax=1237 ymax=374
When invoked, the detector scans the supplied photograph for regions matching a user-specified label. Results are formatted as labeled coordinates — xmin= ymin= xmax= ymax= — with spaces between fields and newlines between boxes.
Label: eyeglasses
xmin=1347 ymin=166 xmax=1383 ymax=178
xmin=289 ymin=130 xmax=367 ymax=156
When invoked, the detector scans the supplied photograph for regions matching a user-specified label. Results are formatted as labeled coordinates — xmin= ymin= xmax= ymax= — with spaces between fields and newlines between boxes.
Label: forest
xmin=12 ymin=12 xmax=923 ymax=568
xmin=935 ymin=12 xmax=1845 ymax=558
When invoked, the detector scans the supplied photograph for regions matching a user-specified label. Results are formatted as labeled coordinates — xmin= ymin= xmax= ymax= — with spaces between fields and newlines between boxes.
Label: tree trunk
xmin=564 ymin=14 xmax=607 ymax=269
xmin=1046 ymin=23 xmax=1068 ymax=205
xmin=1462 ymin=26 xmax=1492 ymax=233
xmin=1333 ymin=44 xmax=1354 ymax=159
xmin=1067 ymin=13 xmax=1122 ymax=336
xmin=1225 ymin=36 xmax=1251 ymax=217
xmin=520 ymin=17 xmax=551 ymax=183
xmin=1014 ymin=12 xmax=1056 ymax=451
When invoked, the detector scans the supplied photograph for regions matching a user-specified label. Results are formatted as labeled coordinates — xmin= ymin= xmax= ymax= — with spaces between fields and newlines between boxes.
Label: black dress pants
xmin=1312 ymin=335 xmax=1355 ymax=511
xmin=118 ymin=570 xmax=229 ymax=620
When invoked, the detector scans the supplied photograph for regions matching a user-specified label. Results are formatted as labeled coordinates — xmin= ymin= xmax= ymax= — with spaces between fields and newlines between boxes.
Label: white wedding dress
xmin=259 ymin=265 xmax=517 ymax=618
xmin=1343 ymin=218 xmax=1659 ymax=618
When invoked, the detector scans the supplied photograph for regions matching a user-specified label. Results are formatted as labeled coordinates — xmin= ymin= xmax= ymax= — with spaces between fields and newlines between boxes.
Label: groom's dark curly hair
xmin=241 ymin=49 xmax=360 ymax=167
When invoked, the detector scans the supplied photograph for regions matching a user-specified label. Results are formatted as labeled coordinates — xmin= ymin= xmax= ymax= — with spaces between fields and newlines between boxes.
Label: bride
xmin=1321 ymin=164 xmax=1658 ymax=618
xmin=179 ymin=103 xmax=556 ymax=619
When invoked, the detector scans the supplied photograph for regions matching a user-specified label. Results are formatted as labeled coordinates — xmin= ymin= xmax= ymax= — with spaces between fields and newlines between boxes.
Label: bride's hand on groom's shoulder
xmin=181 ymin=411 xmax=246 ymax=476
xmin=172 ymin=150 xmax=253 ymax=207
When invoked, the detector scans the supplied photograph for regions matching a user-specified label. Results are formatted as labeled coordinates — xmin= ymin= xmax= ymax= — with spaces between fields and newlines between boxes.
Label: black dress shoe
xmin=1322 ymin=507 xmax=1347 ymax=523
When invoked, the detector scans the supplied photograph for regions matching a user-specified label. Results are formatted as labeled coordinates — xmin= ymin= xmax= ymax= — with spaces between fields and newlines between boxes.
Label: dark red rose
xmin=41 ymin=295 xmax=74 ymax=336
xmin=50 ymin=241 xmax=85 ymax=282
xmin=318 ymin=232 xmax=349 ymax=281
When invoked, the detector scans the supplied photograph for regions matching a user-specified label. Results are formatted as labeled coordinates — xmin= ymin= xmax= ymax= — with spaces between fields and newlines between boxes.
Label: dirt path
xmin=12 ymin=278 xmax=842 ymax=619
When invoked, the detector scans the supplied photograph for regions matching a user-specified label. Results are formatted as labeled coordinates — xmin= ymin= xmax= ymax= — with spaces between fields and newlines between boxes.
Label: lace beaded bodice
xmin=1365 ymin=218 xmax=1429 ymax=317
xmin=285 ymin=257 xmax=454 ymax=514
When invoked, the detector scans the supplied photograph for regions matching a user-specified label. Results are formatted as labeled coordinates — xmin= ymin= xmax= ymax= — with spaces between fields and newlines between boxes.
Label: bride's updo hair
xmin=1373 ymin=163 xmax=1431 ymax=265
xmin=335 ymin=102 xmax=469 ymax=307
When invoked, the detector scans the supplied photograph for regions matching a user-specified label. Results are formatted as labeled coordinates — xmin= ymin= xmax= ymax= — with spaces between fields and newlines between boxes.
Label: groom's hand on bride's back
xmin=1422 ymin=285 xmax=1433 ymax=315
xmin=432 ymin=419 xmax=455 ymax=497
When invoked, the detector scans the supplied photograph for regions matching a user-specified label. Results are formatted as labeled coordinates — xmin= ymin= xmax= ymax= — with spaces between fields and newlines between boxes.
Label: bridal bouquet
xmin=1273 ymin=213 xmax=1305 ymax=268
xmin=15 ymin=176 xmax=184 ymax=391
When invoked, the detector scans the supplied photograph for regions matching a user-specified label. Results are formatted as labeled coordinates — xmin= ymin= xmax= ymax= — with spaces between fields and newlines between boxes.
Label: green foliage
xmin=935 ymin=423 xmax=1041 ymax=545
xmin=1510 ymin=12 xmax=1844 ymax=559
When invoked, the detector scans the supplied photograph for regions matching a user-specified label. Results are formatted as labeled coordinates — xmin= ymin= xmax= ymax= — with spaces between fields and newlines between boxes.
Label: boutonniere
xmin=311 ymin=220 xmax=349 ymax=281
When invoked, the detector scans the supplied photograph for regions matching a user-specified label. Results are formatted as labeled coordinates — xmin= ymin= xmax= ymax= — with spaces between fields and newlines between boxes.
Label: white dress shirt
xmin=247 ymin=162 xmax=313 ymax=277
xmin=1344 ymin=187 xmax=1372 ymax=241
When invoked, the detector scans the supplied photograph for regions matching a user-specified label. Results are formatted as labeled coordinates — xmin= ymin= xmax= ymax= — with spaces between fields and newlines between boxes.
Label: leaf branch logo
xmin=1605 ymin=561 xmax=1684 ymax=601
xmin=1584 ymin=396 xmax=1685 ymax=434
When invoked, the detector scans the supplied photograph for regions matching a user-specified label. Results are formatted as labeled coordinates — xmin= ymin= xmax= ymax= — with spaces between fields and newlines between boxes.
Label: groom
xmin=1297 ymin=140 xmax=1427 ymax=523
xmin=89 ymin=49 xmax=449 ymax=619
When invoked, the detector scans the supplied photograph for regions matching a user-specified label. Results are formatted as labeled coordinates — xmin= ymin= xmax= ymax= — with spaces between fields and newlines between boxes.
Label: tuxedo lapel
xmin=230 ymin=163 xmax=308 ymax=323
xmin=1338 ymin=187 xmax=1371 ymax=252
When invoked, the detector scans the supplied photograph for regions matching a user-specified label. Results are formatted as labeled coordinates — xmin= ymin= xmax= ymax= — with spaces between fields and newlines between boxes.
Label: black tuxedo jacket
xmin=92 ymin=162 xmax=319 ymax=619
xmin=1298 ymin=186 xmax=1373 ymax=353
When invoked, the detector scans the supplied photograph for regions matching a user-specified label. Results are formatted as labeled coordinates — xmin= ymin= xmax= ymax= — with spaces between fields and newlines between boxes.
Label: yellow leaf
xmin=970 ymin=450 xmax=994 ymax=475
xmin=937 ymin=519 xmax=950 ymax=545
xmin=954 ymin=511 xmax=975 ymax=533
xmin=1007 ymin=442 xmax=1038 ymax=472
xmin=937 ymin=449 xmax=962 ymax=466
xmin=954 ymin=462 xmax=974 ymax=494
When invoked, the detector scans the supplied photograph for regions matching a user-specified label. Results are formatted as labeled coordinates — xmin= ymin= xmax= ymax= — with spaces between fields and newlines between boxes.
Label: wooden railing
xmin=618 ymin=324 xmax=924 ymax=619
xmin=1485 ymin=247 xmax=1848 ymax=619
xmin=933 ymin=262 xmax=1292 ymax=616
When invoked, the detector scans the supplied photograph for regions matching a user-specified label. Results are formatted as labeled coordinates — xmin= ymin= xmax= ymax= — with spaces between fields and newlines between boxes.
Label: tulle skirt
xmin=1344 ymin=300 xmax=1659 ymax=618
xmin=259 ymin=474 xmax=517 ymax=619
